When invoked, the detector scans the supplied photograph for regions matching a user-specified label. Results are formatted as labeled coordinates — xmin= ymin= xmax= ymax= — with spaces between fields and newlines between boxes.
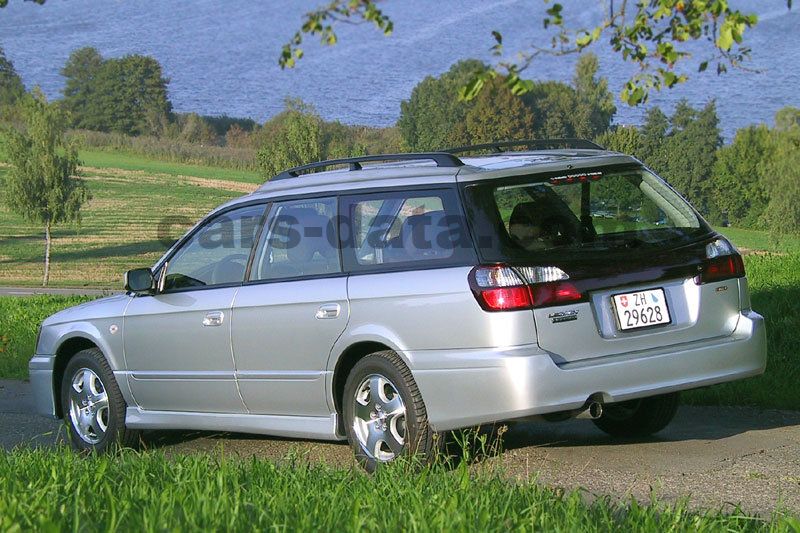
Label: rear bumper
xmin=411 ymin=311 xmax=767 ymax=432
xmin=28 ymin=355 xmax=58 ymax=418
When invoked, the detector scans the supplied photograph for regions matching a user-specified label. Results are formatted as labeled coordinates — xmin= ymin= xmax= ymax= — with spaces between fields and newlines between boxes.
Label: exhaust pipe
xmin=587 ymin=401 xmax=603 ymax=419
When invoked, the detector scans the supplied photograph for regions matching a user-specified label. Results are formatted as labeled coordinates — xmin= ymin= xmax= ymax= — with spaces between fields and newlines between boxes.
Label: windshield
xmin=462 ymin=166 xmax=711 ymax=262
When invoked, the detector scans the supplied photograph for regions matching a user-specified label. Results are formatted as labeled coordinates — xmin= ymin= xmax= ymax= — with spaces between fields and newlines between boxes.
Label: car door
xmin=123 ymin=202 xmax=266 ymax=413
xmin=230 ymin=197 xmax=349 ymax=417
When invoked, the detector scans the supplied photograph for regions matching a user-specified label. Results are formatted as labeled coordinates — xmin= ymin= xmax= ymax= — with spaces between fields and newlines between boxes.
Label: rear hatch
xmin=461 ymin=163 xmax=743 ymax=364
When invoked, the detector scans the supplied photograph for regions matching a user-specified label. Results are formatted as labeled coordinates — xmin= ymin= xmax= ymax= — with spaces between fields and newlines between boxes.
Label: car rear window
xmin=462 ymin=166 xmax=711 ymax=262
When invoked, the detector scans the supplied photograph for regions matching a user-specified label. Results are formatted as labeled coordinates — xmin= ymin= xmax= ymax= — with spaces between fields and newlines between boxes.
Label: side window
xmin=250 ymin=197 xmax=340 ymax=281
xmin=162 ymin=204 xmax=266 ymax=291
xmin=341 ymin=188 xmax=474 ymax=270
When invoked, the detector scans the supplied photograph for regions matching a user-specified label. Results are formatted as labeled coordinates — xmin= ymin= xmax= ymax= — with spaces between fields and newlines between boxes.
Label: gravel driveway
xmin=2 ymin=379 xmax=797 ymax=516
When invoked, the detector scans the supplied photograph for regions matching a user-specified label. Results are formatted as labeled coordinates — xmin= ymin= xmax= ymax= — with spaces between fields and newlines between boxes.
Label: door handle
xmin=315 ymin=303 xmax=341 ymax=320
xmin=203 ymin=311 xmax=224 ymax=327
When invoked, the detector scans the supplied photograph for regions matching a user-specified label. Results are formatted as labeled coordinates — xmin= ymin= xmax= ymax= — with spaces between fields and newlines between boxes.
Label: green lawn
xmin=0 ymin=450 xmax=795 ymax=531
xmin=0 ymin=164 xmax=249 ymax=287
xmin=0 ymin=295 xmax=93 ymax=379
xmin=79 ymin=150 xmax=262 ymax=184
xmin=714 ymin=226 xmax=800 ymax=254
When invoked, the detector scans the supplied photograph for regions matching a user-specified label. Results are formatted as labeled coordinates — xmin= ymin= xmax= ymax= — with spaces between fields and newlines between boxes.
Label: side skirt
xmin=125 ymin=408 xmax=344 ymax=441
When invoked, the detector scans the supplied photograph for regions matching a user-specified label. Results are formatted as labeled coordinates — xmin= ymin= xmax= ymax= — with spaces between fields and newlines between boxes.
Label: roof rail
xmin=443 ymin=138 xmax=605 ymax=155
xmin=271 ymin=152 xmax=465 ymax=181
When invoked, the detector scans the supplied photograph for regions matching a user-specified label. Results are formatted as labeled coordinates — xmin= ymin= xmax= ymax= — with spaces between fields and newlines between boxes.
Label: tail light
xmin=469 ymin=265 xmax=584 ymax=311
xmin=695 ymin=238 xmax=745 ymax=284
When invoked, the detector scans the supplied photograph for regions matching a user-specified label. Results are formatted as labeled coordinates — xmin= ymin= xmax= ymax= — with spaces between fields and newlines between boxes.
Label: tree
xmin=176 ymin=113 xmax=217 ymax=144
xmin=399 ymin=54 xmax=614 ymax=151
xmin=1 ymin=89 xmax=90 ymax=285
xmin=572 ymin=54 xmax=616 ymax=138
xmin=775 ymin=106 xmax=800 ymax=131
xmin=280 ymin=1 xmax=791 ymax=105
xmin=464 ymin=76 xmax=535 ymax=145
xmin=397 ymin=59 xmax=484 ymax=151
xmin=257 ymin=99 xmax=380 ymax=178
xmin=0 ymin=46 xmax=25 ymax=109
xmin=761 ymin=126 xmax=800 ymax=235
xmin=94 ymin=55 xmax=171 ymax=136
xmin=257 ymin=99 xmax=324 ymax=178
xmin=662 ymin=100 xmax=721 ymax=213
xmin=710 ymin=125 xmax=771 ymax=226
xmin=60 ymin=47 xmax=104 ymax=130
xmin=597 ymin=125 xmax=644 ymax=157
xmin=60 ymin=51 xmax=172 ymax=136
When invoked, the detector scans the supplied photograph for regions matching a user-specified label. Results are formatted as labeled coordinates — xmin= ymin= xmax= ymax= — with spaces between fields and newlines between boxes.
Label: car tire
xmin=60 ymin=347 xmax=140 ymax=453
xmin=343 ymin=350 xmax=438 ymax=472
xmin=592 ymin=392 xmax=680 ymax=438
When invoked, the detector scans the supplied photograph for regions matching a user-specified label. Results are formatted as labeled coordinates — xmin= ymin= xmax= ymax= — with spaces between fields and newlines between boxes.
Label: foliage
xmin=572 ymin=53 xmax=617 ymax=138
xmin=279 ymin=0 xmax=393 ymax=69
xmin=604 ymin=101 xmax=720 ymax=216
xmin=256 ymin=99 xmax=372 ymax=178
xmin=172 ymin=112 xmax=218 ymax=144
xmin=0 ymin=295 xmax=93 ymax=379
xmin=399 ymin=54 xmax=615 ymax=151
xmin=1 ymin=449 xmax=797 ymax=531
xmin=60 ymin=48 xmax=171 ymax=136
xmin=659 ymin=100 xmax=722 ymax=213
xmin=0 ymin=45 xmax=25 ymax=109
xmin=464 ymin=76 xmax=536 ymax=145
xmin=710 ymin=125 xmax=772 ymax=226
xmin=201 ymin=114 xmax=258 ymax=137
xmin=60 ymin=46 xmax=104 ymax=130
xmin=597 ymin=125 xmax=644 ymax=156
xmin=775 ymin=106 xmax=800 ymax=131
xmin=1 ymin=89 xmax=90 ymax=285
xmin=68 ymin=130 xmax=258 ymax=171
xmin=281 ymin=1 xmax=792 ymax=106
xmin=397 ymin=59 xmax=484 ymax=151
xmin=760 ymin=125 xmax=800 ymax=235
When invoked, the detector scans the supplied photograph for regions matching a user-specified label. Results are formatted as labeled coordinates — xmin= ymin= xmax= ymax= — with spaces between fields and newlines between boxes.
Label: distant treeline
xmin=0 ymin=46 xmax=798 ymax=233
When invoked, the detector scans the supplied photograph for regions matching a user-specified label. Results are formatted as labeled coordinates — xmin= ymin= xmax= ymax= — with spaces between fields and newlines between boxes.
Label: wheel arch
xmin=329 ymin=340 xmax=398 ymax=436
xmin=53 ymin=336 xmax=101 ymax=418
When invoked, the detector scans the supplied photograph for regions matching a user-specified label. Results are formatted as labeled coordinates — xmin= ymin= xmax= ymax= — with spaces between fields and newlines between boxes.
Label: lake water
xmin=1 ymin=0 xmax=798 ymax=140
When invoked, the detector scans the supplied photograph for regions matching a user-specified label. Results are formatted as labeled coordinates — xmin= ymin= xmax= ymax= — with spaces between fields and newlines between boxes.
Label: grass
xmin=79 ymin=149 xmax=261 ymax=184
xmin=0 ymin=162 xmax=252 ymax=287
xmin=683 ymin=251 xmax=800 ymax=410
xmin=0 ymin=295 xmax=93 ymax=379
xmin=0 ymin=449 xmax=796 ymax=532
xmin=713 ymin=226 xmax=800 ymax=254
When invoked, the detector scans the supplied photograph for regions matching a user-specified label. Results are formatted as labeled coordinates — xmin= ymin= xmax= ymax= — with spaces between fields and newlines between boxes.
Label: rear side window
xmin=249 ymin=197 xmax=341 ymax=281
xmin=340 ymin=188 xmax=475 ymax=271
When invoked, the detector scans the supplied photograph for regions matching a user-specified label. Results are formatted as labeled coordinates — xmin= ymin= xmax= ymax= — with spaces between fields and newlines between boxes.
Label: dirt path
xmin=2 ymin=379 xmax=797 ymax=516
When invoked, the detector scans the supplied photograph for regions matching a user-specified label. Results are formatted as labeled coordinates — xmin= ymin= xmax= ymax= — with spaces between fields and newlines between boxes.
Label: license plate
xmin=612 ymin=288 xmax=671 ymax=331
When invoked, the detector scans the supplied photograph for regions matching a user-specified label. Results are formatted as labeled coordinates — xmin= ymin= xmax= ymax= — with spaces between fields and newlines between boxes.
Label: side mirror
xmin=124 ymin=268 xmax=155 ymax=294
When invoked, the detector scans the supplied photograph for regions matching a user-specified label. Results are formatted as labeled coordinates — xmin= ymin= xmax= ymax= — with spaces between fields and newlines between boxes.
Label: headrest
xmin=400 ymin=210 xmax=452 ymax=260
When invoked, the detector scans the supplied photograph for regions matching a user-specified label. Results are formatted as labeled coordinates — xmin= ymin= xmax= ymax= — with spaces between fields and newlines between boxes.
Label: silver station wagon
xmin=30 ymin=140 xmax=767 ymax=470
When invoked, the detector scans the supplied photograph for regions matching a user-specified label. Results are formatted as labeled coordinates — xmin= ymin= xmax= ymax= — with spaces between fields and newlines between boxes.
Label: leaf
xmin=717 ymin=22 xmax=734 ymax=51
xmin=698 ymin=61 xmax=708 ymax=72
xmin=576 ymin=32 xmax=593 ymax=48
xmin=491 ymin=30 xmax=502 ymax=44
xmin=458 ymin=77 xmax=485 ymax=102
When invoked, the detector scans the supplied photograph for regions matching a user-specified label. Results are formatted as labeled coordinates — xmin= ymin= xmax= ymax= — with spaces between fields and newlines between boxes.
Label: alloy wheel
xmin=68 ymin=367 xmax=110 ymax=444
xmin=352 ymin=373 xmax=407 ymax=462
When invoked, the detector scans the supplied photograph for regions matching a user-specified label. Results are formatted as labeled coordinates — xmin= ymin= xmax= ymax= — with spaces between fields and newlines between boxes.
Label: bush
xmin=68 ymin=129 xmax=258 ymax=171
